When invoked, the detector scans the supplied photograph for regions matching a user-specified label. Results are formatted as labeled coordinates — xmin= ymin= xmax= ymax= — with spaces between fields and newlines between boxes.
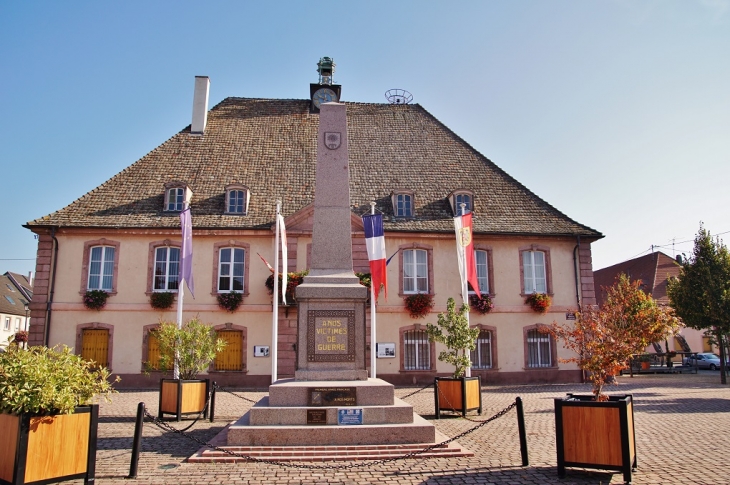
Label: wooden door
xmin=81 ymin=329 xmax=109 ymax=368
xmin=215 ymin=330 xmax=242 ymax=371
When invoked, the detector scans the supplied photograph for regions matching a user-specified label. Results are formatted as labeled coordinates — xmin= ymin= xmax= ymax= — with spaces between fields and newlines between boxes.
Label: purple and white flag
xmin=180 ymin=207 xmax=195 ymax=297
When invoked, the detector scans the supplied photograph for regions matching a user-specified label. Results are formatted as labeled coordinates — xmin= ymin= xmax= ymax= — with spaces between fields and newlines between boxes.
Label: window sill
xmin=209 ymin=369 xmax=249 ymax=374
xmin=211 ymin=291 xmax=250 ymax=297
xmin=523 ymin=366 xmax=559 ymax=371
xmin=399 ymin=369 xmax=435 ymax=373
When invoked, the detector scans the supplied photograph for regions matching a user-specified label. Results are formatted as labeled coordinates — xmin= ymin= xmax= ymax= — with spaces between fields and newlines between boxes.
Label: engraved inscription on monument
xmin=306 ymin=409 xmax=327 ymax=425
xmin=309 ymin=387 xmax=357 ymax=406
xmin=307 ymin=310 xmax=355 ymax=362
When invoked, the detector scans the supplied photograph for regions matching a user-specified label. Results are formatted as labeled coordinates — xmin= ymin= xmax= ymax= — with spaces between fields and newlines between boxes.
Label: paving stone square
xmin=57 ymin=373 xmax=730 ymax=484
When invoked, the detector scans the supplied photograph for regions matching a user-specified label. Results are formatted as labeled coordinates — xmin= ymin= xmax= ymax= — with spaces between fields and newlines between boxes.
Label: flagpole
xmin=459 ymin=203 xmax=472 ymax=378
xmin=174 ymin=188 xmax=193 ymax=380
xmin=272 ymin=200 xmax=281 ymax=384
xmin=369 ymin=202 xmax=377 ymax=380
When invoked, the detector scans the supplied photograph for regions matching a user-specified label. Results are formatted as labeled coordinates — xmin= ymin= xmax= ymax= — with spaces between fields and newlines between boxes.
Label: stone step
xmin=227 ymin=412 xmax=436 ymax=446
xmin=189 ymin=427 xmax=472 ymax=463
xmin=268 ymin=378 xmax=394 ymax=407
xmin=248 ymin=396 xmax=415 ymax=425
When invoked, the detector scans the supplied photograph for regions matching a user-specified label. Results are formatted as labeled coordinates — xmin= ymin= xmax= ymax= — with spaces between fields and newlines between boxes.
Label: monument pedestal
xmin=226 ymin=378 xmax=436 ymax=446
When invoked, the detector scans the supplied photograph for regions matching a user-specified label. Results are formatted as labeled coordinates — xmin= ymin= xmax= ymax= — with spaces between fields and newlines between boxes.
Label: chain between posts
xmin=399 ymin=382 xmax=433 ymax=399
xmin=212 ymin=383 xmax=260 ymax=404
xmin=142 ymin=400 xmax=518 ymax=470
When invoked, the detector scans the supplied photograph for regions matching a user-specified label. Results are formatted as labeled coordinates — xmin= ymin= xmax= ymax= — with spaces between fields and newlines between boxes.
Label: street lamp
xmin=23 ymin=302 xmax=30 ymax=332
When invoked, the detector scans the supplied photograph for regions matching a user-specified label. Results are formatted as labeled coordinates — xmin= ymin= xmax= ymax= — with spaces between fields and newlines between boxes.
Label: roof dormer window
xmin=164 ymin=182 xmax=189 ymax=212
xmin=391 ymin=190 xmax=415 ymax=218
xmin=225 ymin=184 xmax=250 ymax=215
xmin=448 ymin=190 xmax=475 ymax=216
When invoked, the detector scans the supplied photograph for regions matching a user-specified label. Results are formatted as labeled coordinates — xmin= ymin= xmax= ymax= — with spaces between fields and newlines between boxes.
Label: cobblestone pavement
xmin=61 ymin=373 xmax=730 ymax=484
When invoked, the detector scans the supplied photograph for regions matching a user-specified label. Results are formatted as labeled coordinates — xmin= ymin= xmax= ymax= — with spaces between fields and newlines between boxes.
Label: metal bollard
xmin=128 ymin=402 xmax=145 ymax=479
xmin=515 ymin=397 xmax=529 ymax=466
xmin=209 ymin=382 xmax=217 ymax=422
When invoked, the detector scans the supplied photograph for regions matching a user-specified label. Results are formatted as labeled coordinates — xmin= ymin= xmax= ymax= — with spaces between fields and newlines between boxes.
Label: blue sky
xmin=1 ymin=1 xmax=729 ymax=277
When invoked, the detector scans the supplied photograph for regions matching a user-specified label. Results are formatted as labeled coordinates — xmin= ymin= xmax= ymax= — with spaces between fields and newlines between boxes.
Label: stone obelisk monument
xmin=224 ymin=101 xmax=438 ymax=449
xmin=294 ymin=102 xmax=369 ymax=381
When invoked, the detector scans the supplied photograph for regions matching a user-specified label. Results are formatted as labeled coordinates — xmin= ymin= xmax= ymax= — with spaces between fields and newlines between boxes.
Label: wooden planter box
xmin=434 ymin=376 xmax=482 ymax=418
xmin=0 ymin=405 xmax=98 ymax=485
xmin=554 ymin=394 xmax=637 ymax=484
xmin=158 ymin=378 xmax=210 ymax=421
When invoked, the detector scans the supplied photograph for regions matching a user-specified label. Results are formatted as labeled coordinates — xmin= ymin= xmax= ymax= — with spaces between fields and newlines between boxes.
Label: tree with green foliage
xmin=668 ymin=225 xmax=730 ymax=384
xmin=155 ymin=318 xmax=226 ymax=380
xmin=426 ymin=297 xmax=480 ymax=378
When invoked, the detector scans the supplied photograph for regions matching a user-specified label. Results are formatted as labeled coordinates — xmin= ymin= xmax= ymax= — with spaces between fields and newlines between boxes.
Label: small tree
xmin=155 ymin=318 xmax=226 ymax=380
xmin=550 ymin=274 xmax=681 ymax=400
xmin=668 ymin=225 xmax=730 ymax=384
xmin=426 ymin=297 xmax=480 ymax=378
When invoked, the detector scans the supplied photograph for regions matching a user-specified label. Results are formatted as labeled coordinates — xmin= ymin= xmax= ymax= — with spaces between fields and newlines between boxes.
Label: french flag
xmin=362 ymin=213 xmax=387 ymax=301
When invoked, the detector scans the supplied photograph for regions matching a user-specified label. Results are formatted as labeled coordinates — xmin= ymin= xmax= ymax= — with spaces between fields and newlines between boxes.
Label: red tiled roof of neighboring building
xmin=593 ymin=252 xmax=680 ymax=306
xmin=25 ymin=98 xmax=602 ymax=239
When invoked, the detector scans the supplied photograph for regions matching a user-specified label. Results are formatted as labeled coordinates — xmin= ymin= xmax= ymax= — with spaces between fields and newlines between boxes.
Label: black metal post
xmin=515 ymin=397 xmax=529 ymax=466
xmin=128 ymin=402 xmax=145 ymax=479
xmin=210 ymin=381 xmax=217 ymax=422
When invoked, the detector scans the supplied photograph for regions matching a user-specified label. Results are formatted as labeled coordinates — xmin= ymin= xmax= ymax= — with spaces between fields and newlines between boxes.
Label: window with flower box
xmin=399 ymin=243 xmax=433 ymax=296
xmin=519 ymin=245 xmax=552 ymax=296
xmin=212 ymin=241 xmax=250 ymax=296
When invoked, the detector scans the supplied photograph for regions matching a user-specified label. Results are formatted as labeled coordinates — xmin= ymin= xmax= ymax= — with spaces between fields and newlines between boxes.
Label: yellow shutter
xmin=702 ymin=336 xmax=713 ymax=352
xmin=147 ymin=331 xmax=161 ymax=370
xmin=81 ymin=329 xmax=109 ymax=368
xmin=215 ymin=330 xmax=242 ymax=371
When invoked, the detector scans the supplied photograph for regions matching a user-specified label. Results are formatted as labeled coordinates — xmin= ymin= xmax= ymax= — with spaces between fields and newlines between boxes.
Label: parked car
xmin=683 ymin=353 xmax=726 ymax=370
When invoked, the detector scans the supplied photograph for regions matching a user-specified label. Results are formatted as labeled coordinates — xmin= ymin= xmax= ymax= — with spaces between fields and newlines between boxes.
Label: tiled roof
xmin=0 ymin=274 xmax=30 ymax=317
xmin=26 ymin=98 xmax=602 ymax=239
xmin=593 ymin=251 xmax=680 ymax=305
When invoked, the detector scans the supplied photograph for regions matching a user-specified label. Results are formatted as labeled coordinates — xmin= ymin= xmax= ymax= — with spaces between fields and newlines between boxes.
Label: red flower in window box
xmin=217 ymin=292 xmax=243 ymax=312
xmin=525 ymin=293 xmax=551 ymax=314
xmin=83 ymin=290 xmax=109 ymax=311
xmin=469 ymin=294 xmax=494 ymax=314
xmin=404 ymin=293 xmax=434 ymax=319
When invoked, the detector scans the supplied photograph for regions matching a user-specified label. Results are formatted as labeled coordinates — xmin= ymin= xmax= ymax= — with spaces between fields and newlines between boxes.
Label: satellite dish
xmin=385 ymin=89 xmax=413 ymax=105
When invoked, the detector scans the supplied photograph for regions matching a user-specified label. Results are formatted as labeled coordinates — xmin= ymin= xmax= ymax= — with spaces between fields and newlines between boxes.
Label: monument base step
xmin=269 ymin=378 xmax=394 ymax=406
xmin=189 ymin=426 xmax=472 ymax=463
xmin=227 ymin=411 xmax=436 ymax=446
xmin=249 ymin=396 xmax=415 ymax=425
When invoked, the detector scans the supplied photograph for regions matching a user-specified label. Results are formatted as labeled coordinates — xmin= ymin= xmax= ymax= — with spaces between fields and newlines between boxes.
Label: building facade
xmin=25 ymin=75 xmax=602 ymax=387
xmin=0 ymin=272 xmax=33 ymax=348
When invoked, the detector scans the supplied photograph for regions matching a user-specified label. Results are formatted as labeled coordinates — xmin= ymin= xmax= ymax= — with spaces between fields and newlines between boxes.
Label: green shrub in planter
xmin=0 ymin=344 xmax=117 ymax=415
xmin=155 ymin=318 xmax=226 ymax=380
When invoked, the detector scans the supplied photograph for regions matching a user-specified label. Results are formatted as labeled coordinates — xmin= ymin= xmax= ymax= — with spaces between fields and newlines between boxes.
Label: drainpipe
xmin=572 ymin=235 xmax=585 ymax=384
xmin=572 ymin=236 xmax=581 ymax=310
xmin=43 ymin=227 xmax=59 ymax=347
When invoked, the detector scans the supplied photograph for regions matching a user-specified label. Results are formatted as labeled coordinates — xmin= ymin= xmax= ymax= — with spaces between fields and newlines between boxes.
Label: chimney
xmin=27 ymin=271 xmax=33 ymax=287
xmin=191 ymin=76 xmax=210 ymax=135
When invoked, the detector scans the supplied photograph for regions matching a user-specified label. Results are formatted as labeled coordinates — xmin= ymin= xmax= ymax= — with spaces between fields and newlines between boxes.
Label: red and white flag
xmin=362 ymin=213 xmax=387 ymax=301
xmin=454 ymin=212 xmax=480 ymax=304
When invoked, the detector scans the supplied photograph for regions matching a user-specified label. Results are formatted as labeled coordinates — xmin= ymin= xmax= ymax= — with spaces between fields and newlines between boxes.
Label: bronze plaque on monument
xmin=306 ymin=409 xmax=327 ymax=425
xmin=307 ymin=310 xmax=356 ymax=362
xmin=308 ymin=387 xmax=357 ymax=406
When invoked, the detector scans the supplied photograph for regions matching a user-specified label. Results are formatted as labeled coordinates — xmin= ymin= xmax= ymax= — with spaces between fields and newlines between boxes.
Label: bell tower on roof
xmin=310 ymin=57 xmax=342 ymax=114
